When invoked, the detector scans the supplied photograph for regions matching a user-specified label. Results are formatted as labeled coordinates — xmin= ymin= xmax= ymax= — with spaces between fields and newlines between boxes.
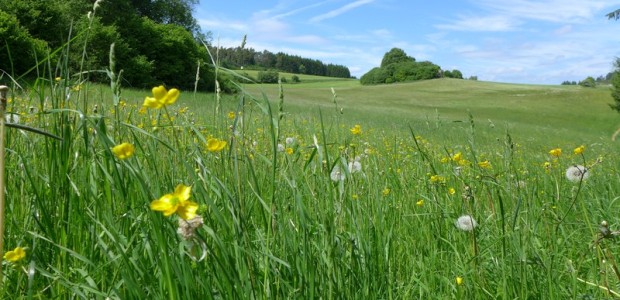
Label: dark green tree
xmin=380 ymin=48 xmax=414 ymax=68
xmin=579 ymin=76 xmax=596 ymax=88
xmin=257 ymin=70 xmax=279 ymax=83
xmin=0 ymin=10 xmax=48 ymax=76
xmin=360 ymin=67 xmax=390 ymax=85
xmin=609 ymin=58 xmax=620 ymax=112
xmin=450 ymin=69 xmax=463 ymax=79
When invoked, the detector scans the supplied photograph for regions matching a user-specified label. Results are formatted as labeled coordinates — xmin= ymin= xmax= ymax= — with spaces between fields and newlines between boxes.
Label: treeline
xmin=215 ymin=47 xmax=351 ymax=78
xmin=0 ymin=0 xmax=242 ymax=92
xmin=561 ymin=72 xmax=615 ymax=87
xmin=360 ymin=48 xmax=464 ymax=85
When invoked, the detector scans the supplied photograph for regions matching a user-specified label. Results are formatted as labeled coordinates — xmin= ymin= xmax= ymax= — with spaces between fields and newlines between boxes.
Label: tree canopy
xmin=0 ymin=0 xmax=237 ymax=91
xmin=360 ymin=48 xmax=460 ymax=85
xmin=214 ymin=47 xmax=351 ymax=78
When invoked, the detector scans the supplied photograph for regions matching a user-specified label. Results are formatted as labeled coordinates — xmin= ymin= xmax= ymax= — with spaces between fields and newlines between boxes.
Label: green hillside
xmin=234 ymin=78 xmax=617 ymax=148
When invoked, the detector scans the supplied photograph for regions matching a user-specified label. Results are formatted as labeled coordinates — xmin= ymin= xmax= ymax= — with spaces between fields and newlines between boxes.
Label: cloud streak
xmin=310 ymin=0 xmax=375 ymax=23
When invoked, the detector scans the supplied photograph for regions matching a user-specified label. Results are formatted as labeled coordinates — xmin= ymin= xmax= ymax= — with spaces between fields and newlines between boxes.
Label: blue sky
xmin=196 ymin=0 xmax=619 ymax=84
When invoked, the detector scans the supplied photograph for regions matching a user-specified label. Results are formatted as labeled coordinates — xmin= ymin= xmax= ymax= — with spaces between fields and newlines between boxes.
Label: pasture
xmin=1 ymin=70 xmax=620 ymax=299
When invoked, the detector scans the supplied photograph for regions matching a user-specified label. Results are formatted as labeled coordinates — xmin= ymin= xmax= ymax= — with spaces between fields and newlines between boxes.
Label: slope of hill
xmin=238 ymin=78 xmax=617 ymax=148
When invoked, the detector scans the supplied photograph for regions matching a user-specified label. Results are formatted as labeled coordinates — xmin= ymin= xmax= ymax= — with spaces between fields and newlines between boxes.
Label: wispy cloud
xmin=473 ymin=0 xmax=612 ymax=23
xmin=436 ymin=15 xmax=520 ymax=31
xmin=310 ymin=0 xmax=375 ymax=23
xmin=273 ymin=1 xmax=332 ymax=19
xmin=198 ymin=18 xmax=248 ymax=32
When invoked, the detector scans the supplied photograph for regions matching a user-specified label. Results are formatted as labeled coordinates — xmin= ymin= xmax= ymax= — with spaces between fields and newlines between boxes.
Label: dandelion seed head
xmin=330 ymin=166 xmax=345 ymax=182
xmin=455 ymin=215 xmax=477 ymax=231
xmin=348 ymin=160 xmax=362 ymax=173
xmin=565 ymin=165 xmax=589 ymax=183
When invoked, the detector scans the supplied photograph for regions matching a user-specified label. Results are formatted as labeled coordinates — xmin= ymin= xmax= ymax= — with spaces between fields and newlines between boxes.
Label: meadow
xmin=1 ymin=60 xmax=620 ymax=300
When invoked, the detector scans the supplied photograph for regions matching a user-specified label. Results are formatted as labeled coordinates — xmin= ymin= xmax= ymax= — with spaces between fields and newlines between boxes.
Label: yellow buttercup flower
xmin=350 ymin=124 xmax=362 ymax=135
xmin=430 ymin=175 xmax=446 ymax=184
xmin=4 ymin=246 xmax=26 ymax=263
xmin=206 ymin=138 xmax=227 ymax=152
xmin=549 ymin=148 xmax=562 ymax=157
xmin=573 ymin=145 xmax=585 ymax=155
xmin=150 ymin=184 xmax=199 ymax=220
xmin=285 ymin=147 xmax=294 ymax=155
xmin=382 ymin=188 xmax=391 ymax=196
xmin=477 ymin=160 xmax=491 ymax=169
xmin=227 ymin=111 xmax=236 ymax=119
xmin=111 ymin=142 xmax=135 ymax=159
xmin=416 ymin=199 xmax=424 ymax=206
xmin=456 ymin=276 xmax=463 ymax=285
xmin=452 ymin=152 xmax=463 ymax=162
xmin=143 ymin=85 xmax=180 ymax=109
xmin=448 ymin=188 xmax=456 ymax=195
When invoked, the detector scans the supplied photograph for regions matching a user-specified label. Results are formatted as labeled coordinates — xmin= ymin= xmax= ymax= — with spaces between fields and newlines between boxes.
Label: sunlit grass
xmin=1 ymin=23 xmax=620 ymax=299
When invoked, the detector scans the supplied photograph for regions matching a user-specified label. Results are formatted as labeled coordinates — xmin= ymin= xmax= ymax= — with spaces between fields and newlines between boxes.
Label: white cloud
xmin=436 ymin=15 xmax=521 ymax=31
xmin=198 ymin=18 xmax=248 ymax=32
xmin=310 ymin=0 xmax=375 ymax=23
xmin=473 ymin=0 xmax=612 ymax=23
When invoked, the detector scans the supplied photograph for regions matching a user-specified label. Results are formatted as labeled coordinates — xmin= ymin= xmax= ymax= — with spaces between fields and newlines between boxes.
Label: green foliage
xmin=607 ymin=8 xmax=620 ymax=20
xmin=0 ymin=0 xmax=88 ymax=49
xmin=444 ymin=69 xmax=463 ymax=79
xmin=215 ymin=47 xmax=351 ymax=78
xmin=579 ymin=76 xmax=596 ymax=88
xmin=257 ymin=70 xmax=280 ymax=83
xmin=291 ymin=75 xmax=300 ymax=83
xmin=360 ymin=49 xmax=441 ymax=85
xmin=0 ymin=10 xmax=48 ymax=76
xmin=380 ymin=47 xmax=414 ymax=67
xmin=611 ymin=73 xmax=620 ymax=110
xmin=609 ymin=59 xmax=620 ymax=112
xmin=359 ymin=67 xmax=390 ymax=85
xmin=0 ymin=0 xmax=223 ymax=92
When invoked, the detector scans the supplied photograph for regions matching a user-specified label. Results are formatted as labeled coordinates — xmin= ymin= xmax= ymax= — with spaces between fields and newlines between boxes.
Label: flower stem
xmin=0 ymin=85 xmax=9 ymax=284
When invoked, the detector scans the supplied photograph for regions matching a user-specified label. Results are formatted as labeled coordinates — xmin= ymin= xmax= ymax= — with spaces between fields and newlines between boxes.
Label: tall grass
xmin=1 ymin=8 xmax=620 ymax=299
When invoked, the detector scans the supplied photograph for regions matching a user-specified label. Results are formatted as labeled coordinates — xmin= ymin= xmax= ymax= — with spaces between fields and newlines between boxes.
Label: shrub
xmin=579 ymin=76 xmax=596 ymax=88
xmin=0 ymin=11 xmax=48 ymax=76
xmin=257 ymin=70 xmax=279 ymax=83
xmin=360 ymin=67 xmax=389 ymax=85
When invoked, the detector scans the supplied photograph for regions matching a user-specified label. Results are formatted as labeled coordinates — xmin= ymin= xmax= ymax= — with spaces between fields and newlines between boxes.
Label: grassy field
xmin=1 ymin=65 xmax=620 ymax=299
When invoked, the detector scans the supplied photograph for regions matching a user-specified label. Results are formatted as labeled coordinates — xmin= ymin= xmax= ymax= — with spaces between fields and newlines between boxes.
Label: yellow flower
xmin=111 ymin=142 xmax=135 ymax=159
xmin=206 ymin=138 xmax=227 ymax=152
xmin=452 ymin=152 xmax=463 ymax=162
xmin=573 ymin=145 xmax=585 ymax=155
xmin=285 ymin=147 xmax=294 ymax=155
xmin=382 ymin=188 xmax=391 ymax=196
xmin=143 ymin=85 xmax=180 ymax=109
xmin=543 ymin=161 xmax=551 ymax=169
xmin=72 ymin=84 xmax=82 ymax=92
xmin=430 ymin=175 xmax=445 ymax=184
xmin=448 ymin=188 xmax=456 ymax=195
xmin=350 ymin=124 xmax=362 ymax=135
xmin=457 ymin=159 xmax=470 ymax=166
xmin=416 ymin=199 xmax=424 ymax=206
xmin=227 ymin=111 xmax=236 ymax=119
xmin=55 ymin=77 xmax=62 ymax=82
xmin=456 ymin=276 xmax=463 ymax=285
xmin=4 ymin=246 xmax=26 ymax=263
xmin=352 ymin=194 xmax=359 ymax=200
xmin=477 ymin=160 xmax=491 ymax=169
xmin=150 ymin=184 xmax=199 ymax=220
xmin=549 ymin=148 xmax=562 ymax=157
